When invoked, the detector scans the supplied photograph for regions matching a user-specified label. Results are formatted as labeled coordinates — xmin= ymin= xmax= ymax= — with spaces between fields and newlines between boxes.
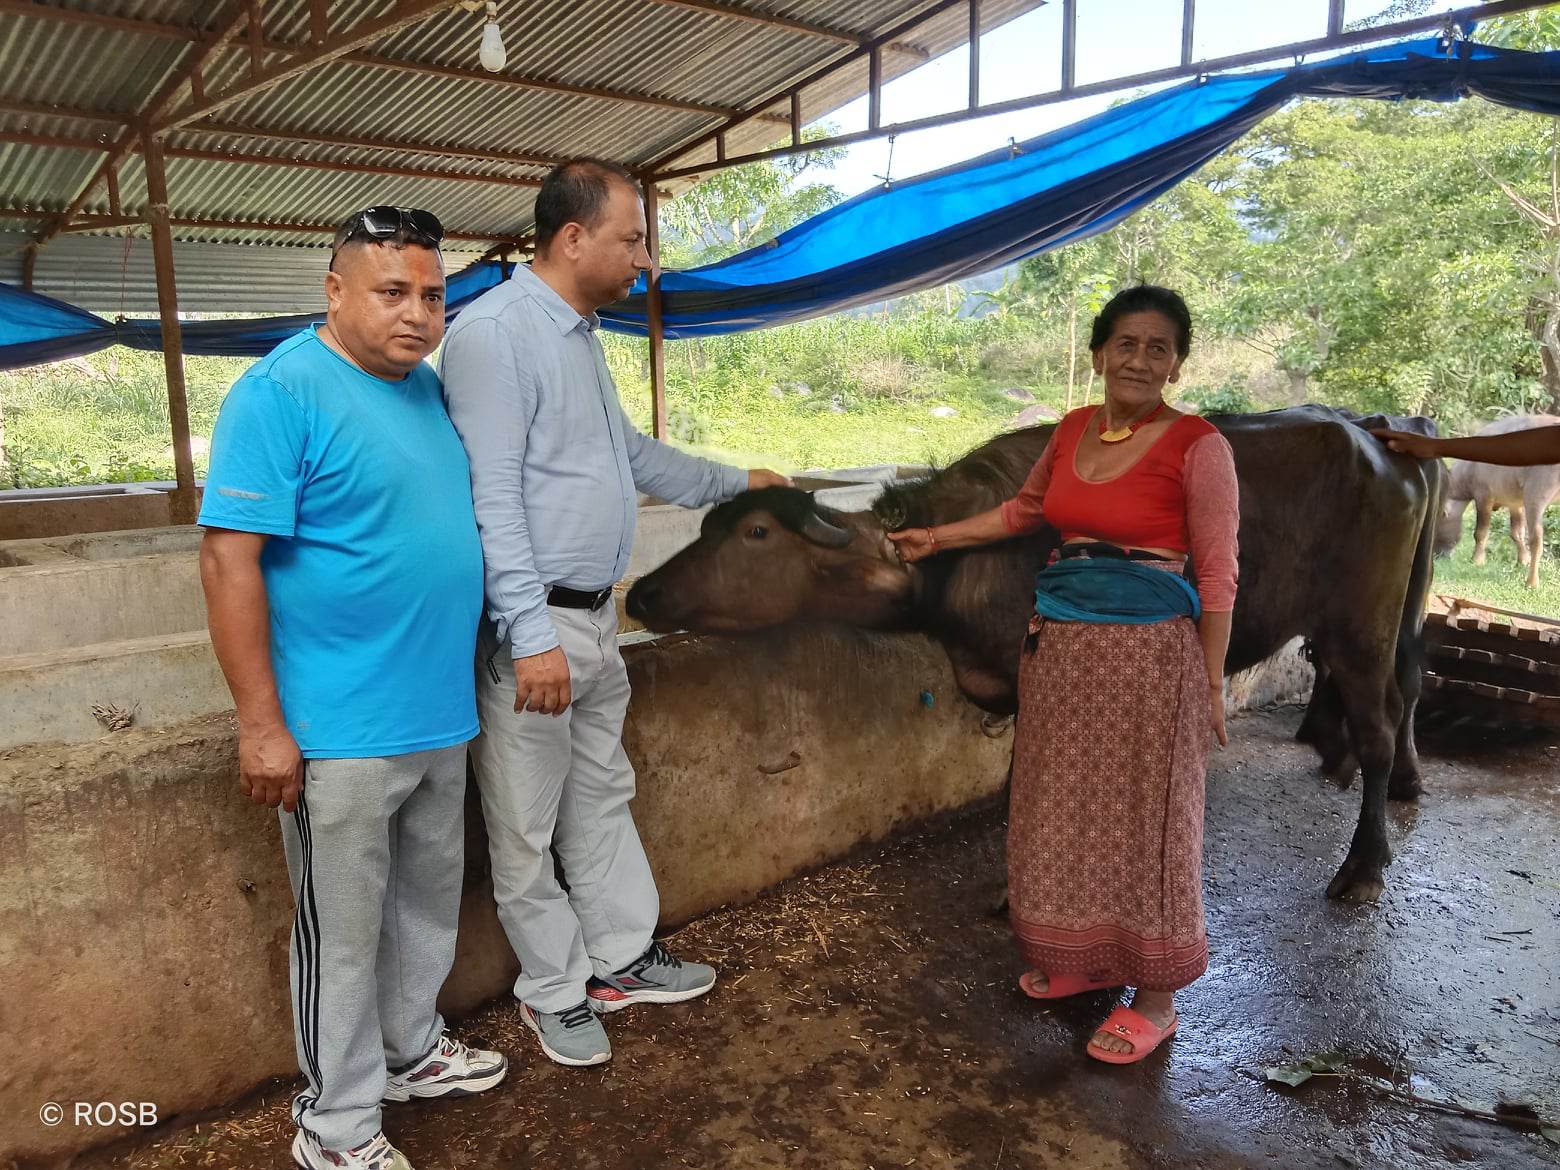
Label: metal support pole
xmin=968 ymin=0 xmax=980 ymax=109
xmin=142 ymin=135 xmax=199 ymax=526
xmin=1328 ymin=0 xmax=1345 ymax=39
xmin=643 ymin=178 xmax=668 ymax=441
xmin=249 ymin=0 xmax=263 ymax=76
xmin=790 ymin=90 xmax=802 ymax=146
xmin=869 ymin=44 xmax=882 ymax=130
xmin=1181 ymin=0 xmax=1195 ymax=68
xmin=1061 ymin=0 xmax=1076 ymax=91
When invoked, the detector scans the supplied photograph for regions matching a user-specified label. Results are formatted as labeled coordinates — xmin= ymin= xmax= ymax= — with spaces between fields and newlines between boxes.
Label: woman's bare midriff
xmin=1062 ymin=536 xmax=1185 ymax=562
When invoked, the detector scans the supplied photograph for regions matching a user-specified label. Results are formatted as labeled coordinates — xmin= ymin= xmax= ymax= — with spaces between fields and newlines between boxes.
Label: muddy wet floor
xmin=70 ymin=708 xmax=1560 ymax=1170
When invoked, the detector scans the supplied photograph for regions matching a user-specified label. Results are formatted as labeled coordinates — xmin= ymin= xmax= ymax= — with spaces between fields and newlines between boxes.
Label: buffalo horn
xmin=799 ymin=507 xmax=855 ymax=548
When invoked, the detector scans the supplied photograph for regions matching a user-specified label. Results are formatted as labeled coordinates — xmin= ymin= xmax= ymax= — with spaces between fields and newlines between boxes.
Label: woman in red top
xmin=890 ymin=286 xmax=1239 ymax=1064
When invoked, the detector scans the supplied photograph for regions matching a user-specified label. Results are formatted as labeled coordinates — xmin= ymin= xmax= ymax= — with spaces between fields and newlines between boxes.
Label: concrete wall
xmin=0 ymin=625 xmax=1010 ymax=1164
xmin=0 ymin=475 xmax=877 ymax=546
xmin=0 ymin=485 xmax=178 ymax=542
xmin=0 ymin=482 xmax=885 ymax=751
xmin=0 ymin=558 xmax=204 ymax=656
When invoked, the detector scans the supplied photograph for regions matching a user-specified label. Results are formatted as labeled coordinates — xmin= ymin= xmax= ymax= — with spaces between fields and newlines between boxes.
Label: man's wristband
xmin=926 ymin=526 xmax=940 ymax=552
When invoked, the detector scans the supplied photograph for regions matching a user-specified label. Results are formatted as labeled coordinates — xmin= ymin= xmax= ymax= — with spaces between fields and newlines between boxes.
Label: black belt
xmin=548 ymin=584 xmax=614 ymax=611
xmin=1059 ymin=541 xmax=1178 ymax=563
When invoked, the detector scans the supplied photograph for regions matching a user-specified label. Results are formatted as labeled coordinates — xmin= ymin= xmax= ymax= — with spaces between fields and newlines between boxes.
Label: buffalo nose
xmin=627 ymin=578 xmax=660 ymax=619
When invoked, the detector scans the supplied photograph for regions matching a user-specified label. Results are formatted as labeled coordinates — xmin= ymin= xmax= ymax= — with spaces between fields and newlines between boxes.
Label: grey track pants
xmin=280 ymin=743 xmax=467 ymax=1150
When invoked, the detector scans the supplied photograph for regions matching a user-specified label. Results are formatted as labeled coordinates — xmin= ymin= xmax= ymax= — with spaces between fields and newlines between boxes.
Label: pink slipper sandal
xmin=1018 ymin=970 xmax=1122 ymax=1000
xmin=1086 ymin=1004 xmax=1179 ymax=1065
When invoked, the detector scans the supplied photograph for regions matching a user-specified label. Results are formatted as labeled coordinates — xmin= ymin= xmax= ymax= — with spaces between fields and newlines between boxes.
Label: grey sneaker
xmin=586 ymin=941 xmax=717 ymax=1013
xmin=292 ymin=1129 xmax=412 ymax=1170
xmin=521 ymin=1000 xmax=611 ymax=1067
xmin=384 ymin=1030 xmax=507 ymax=1102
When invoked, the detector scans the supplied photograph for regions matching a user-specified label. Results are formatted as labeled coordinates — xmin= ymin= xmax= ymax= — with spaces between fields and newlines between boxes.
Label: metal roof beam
xmin=0 ymin=101 xmax=568 ymax=170
xmin=153 ymin=1 xmax=457 ymax=131
xmin=0 ymin=128 xmax=107 ymax=152
xmin=651 ymin=0 xmax=1560 ymax=182
xmin=0 ymin=0 xmax=931 ymax=59
xmin=644 ymin=0 xmax=968 ymax=177
xmin=339 ymin=51 xmax=740 ymax=117
xmin=0 ymin=2 xmax=745 ymax=120
xmin=0 ymin=97 xmax=129 ymax=126
xmin=640 ymin=0 xmax=865 ymax=46
xmin=0 ymin=129 xmax=541 ymax=186
xmin=0 ymin=206 xmax=526 ymax=245
xmin=185 ymin=121 xmax=567 ymax=169
xmin=0 ymin=0 xmax=200 ymax=41
xmin=161 ymin=144 xmax=543 ymax=187
xmin=36 ymin=3 xmax=254 ymax=246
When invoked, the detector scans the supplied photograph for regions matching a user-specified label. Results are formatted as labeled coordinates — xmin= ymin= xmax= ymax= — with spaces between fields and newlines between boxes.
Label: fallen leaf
xmin=1263 ymin=1063 xmax=1315 ymax=1087
xmin=1261 ymin=1052 xmax=1347 ymax=1088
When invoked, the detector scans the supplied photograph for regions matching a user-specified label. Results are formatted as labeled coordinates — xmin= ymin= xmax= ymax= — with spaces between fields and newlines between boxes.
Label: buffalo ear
xmin=799 ymin=505 xmax=854 ymax=548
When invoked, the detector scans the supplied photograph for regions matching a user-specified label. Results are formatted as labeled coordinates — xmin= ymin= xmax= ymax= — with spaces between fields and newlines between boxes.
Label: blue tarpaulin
xmin=3 ymin=34 xmax=1559 ymax=367
xmin=602 ymin=36 xmax=1560 ymax=336
xmin=0 ymin=256 xmax=508 ymax=369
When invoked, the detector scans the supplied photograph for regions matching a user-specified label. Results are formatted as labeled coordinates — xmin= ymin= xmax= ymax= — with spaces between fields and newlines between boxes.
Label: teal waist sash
xmin=1033 ymin=557 xmax=1201 ymax=624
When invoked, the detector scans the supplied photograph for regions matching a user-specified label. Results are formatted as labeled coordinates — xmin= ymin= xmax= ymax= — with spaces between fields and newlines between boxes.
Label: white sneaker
xmin=384 ymin=1031 xmax=508 ymax=1102
xmin=292 ymin=1129 xmax=413 ymax=1170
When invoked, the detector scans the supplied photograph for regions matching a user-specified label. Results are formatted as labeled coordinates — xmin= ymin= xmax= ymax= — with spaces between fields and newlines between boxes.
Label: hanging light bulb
xmin=479 ymin=1 xmax=506 ymax=72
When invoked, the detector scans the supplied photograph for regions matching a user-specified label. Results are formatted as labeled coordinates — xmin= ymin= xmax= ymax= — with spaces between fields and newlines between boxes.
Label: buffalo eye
xmin=748 ymin=524 xmax=768 ymax=540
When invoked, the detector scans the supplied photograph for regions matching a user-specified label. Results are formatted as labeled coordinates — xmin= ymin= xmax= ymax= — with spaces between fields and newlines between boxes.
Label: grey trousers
xmin=473 ymin=602 xmax=659 ymax=1013
xmin=280 ymin=744 xmax=467 ymax=1151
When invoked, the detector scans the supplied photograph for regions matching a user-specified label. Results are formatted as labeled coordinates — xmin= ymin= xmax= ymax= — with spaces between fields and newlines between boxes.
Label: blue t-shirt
xmin=199 ymin=327 xmax=483 ymax=758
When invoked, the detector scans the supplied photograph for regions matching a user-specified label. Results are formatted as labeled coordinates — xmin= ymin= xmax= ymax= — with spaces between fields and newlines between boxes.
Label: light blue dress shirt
xmin=440 ymin=265 xmax=747 ymax=659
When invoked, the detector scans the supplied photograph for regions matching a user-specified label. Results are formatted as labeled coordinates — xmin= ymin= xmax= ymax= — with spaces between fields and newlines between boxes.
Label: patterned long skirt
xmin=1008 ymin=614 xmax=1211 ymax=992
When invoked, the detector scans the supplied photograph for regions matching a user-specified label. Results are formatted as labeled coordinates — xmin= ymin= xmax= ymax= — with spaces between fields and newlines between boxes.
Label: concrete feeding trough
xmin=0 ymin=481 xmax=180 ymax=543
xmin=0 ymin=477 xmax=885 ymax=752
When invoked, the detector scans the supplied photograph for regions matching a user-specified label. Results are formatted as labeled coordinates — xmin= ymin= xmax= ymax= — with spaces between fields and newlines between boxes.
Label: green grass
xmin=1430 ymin=507 xmax=1560 ymax=618
xmin=16 ymin=328 xmax=1560 ymax=627
xmin=0 ymin=348 xmax=247 ymax=488
xmin=622 ymin=373 xmax=1029 ymax=472
xmin=1 ymin=310 xmax=1064 ymax=488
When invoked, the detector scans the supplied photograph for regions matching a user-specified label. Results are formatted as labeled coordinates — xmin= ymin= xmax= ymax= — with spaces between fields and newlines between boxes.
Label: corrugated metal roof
xmin=0 ymin=229 xmax=488 ymax=312
xmin=0 ymin=0 xmax=1044 ymax=309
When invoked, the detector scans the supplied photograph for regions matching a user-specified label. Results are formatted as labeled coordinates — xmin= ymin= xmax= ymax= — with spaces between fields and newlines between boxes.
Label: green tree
xmin=1212 ymin=97 xmax=1550 ymax=422
xmin=1478 ymin=7 xmax=1560 ymax=50
xmin=659 ymin=128 xmax=846 ymax=268
xmin=1005 ymin=157 xmax=1247 ymax=407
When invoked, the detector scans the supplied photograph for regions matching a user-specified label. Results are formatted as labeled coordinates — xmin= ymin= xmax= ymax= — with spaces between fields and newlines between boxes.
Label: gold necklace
xmin=1098 ymin=399 xmax=1167 ymax=444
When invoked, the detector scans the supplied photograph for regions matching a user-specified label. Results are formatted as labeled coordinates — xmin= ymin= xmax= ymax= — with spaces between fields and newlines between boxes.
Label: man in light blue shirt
xmin=441 ymin=160 xmax=788 ymax=1067
xmin=200 ymin=207 xmax=507 ymax=1170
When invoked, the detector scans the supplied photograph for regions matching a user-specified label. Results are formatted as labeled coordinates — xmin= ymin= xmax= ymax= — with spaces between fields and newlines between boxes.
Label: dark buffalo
xmin=627 ymin=406 xmax=1441 ymax=903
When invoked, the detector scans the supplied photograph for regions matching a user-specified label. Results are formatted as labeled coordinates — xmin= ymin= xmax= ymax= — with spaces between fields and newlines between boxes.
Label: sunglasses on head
xmin=341 ymin=205 xmax=444 ymax=245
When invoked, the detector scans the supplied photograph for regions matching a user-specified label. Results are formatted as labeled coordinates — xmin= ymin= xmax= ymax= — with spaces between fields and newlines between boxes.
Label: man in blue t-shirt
xmin=199 ymin=207 xmax=507 ymax=1170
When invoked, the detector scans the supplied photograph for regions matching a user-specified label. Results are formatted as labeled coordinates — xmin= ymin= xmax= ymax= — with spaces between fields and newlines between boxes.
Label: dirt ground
xmin=62 ymin=708 xmax=1560 ymax=1170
